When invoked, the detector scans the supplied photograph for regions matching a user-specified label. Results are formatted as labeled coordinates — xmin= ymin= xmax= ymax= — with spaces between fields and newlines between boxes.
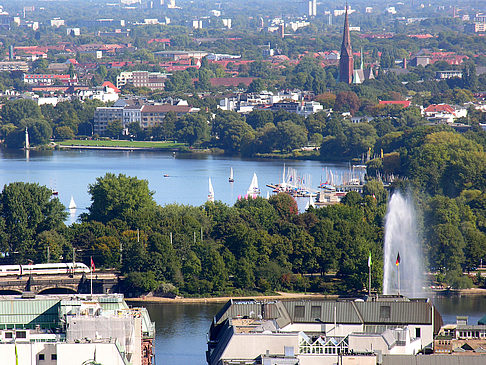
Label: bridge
xmin=0 ymin=272 xmax=119 ymax=295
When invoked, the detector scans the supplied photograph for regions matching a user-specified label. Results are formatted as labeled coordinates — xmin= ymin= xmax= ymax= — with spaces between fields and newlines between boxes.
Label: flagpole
xmin=368 ymin=263 xmax=371 ymax=296
xmin=398 ymin=264 xmax=400 ymax=296
xmin=368 ymin=252 xmax=372 ymax=297
xmin=90 ymin=256 xmax=93 ymax=297
xmin=396 ymin=252 xmax=401 ymax=296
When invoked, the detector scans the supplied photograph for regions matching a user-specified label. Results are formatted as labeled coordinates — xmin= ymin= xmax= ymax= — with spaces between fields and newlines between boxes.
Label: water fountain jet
xmin=383 ymin=191 xmax=424 ymax=297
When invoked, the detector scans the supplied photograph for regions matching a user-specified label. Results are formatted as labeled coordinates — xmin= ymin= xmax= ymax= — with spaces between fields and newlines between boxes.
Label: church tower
xmin=339 ymin=5 xmax=353 ymax=84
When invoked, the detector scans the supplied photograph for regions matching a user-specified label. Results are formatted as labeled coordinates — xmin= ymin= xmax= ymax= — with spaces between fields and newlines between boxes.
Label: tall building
xmin=308 ymin=0 xmax=317 ymax=17
xmin=339 ymin=6 xmax=353 ymax=84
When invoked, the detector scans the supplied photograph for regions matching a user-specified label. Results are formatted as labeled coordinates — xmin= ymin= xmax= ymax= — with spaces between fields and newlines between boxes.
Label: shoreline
xmin=125 ymin=292 xmax=339 ymax=304
xmin=125 ymin=288 xmax=486 ymax=304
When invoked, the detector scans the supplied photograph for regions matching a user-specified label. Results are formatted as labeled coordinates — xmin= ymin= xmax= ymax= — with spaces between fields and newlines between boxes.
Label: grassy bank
xmin=57 ymin=139 xmax=185 ymax=149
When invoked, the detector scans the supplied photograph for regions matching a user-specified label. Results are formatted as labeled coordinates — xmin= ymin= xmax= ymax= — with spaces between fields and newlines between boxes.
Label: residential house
xmin=423 ymin=104 xmax=467 ymax=124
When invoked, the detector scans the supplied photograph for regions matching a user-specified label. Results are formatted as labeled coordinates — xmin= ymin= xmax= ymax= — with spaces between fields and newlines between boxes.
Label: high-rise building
xmin=339 ymin=6 xmax=353 ymax=84
xmin=308 ymin=0 xmax=317 ymax=17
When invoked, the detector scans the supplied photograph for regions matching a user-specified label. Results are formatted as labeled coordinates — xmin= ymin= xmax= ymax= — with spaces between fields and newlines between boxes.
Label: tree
xmin=275 ymin=121 xmax=308 ymax=152
xmin=54 ymin=126 xmax=75 ymax=140
xmin=1 ymin=99 xmax=42 ymax=126
xmin=269 ymin=193 xmax=298 ymax=221
xmin=175 ymin=113 xmax=210 ymax=146
xmin=212 ymin=111 xmax=255 ymax=153
xmin=246 ymin=110 xmax=274 ymax=130
xmin=86 ymin=173 xmax=157 ymax=225
xmin=315 ymin=92 xmax=336 ymax=109
xmin=0 ymin=182 xmax=67 ymax=262
xmin=105 ymin=120 xmax=123 ymax=139
xmin=334 ymin=91 xmax=361 ymax=115
xmin=247 ymin=79 xmax=265 ymax=93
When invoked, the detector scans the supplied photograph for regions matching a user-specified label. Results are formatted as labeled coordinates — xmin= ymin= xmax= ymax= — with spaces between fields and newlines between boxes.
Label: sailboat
xmin=69 ymin=196 xmax=77 ymax=209
xmin=247 ymin=173 xmax=260 ymax=198
xmin=228 ymin=167 xmax=234 ymax=183
xmin=208 ymin=178 xmax=215 ymax=202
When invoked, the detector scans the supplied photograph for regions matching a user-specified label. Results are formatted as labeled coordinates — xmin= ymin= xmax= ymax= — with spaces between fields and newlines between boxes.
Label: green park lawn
xmin=57 ymin=140 xmax=185 ymax=149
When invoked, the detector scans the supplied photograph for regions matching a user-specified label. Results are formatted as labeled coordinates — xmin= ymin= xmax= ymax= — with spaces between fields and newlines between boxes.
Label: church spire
xmin=339 ymin=3 xmax=354 ymax=83
xmin=341 ymin=4 xmax=352 ymax=57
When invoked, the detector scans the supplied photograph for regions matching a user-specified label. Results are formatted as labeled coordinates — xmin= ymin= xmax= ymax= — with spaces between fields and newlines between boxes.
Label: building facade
xmin=0 ymin=294 xmax=154 ymax=365
xmin=207 ymin=296 xmax=443 ymax=365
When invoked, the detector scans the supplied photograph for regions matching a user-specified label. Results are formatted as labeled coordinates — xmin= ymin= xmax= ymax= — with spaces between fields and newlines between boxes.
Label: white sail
xmin=229 ymin=167 xmax=234 ymax=182
xmin=208 ymin=178 xmax=215 ymax=202
xmin=309 ymin=195 xmax=315 ymax=208
xmin=247 ymin=172 xmax=260 ymax=197
xmin=69 ymin=196 xmax=77 ymax=209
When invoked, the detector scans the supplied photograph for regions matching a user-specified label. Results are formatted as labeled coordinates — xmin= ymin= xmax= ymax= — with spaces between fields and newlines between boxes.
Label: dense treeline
xmin=0 ymin=126 xmax=484 ymax=295
xmin=0 ymin=98 xmax=104 ymax=148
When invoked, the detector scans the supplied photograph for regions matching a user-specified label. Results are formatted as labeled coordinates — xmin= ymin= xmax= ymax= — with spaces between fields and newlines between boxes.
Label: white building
xmin=308 ymin=0 xmax=317 ymax=17
xmin=297 ymin=101 xmax=323 ymax=117
xmin=50 ymin=18 xmax=65 ymax=27
xmin=66 ymin=27 xmax=80 ymax=36
xmin=222 ymin=18 xmax=232 ymax=29
xmin=289 ymin=21 xmax=310 ymax=31
xmin=207 ymin=297 xmax=441 ymax=365
xmin=0 ymin=294 xmax=154 ymax=365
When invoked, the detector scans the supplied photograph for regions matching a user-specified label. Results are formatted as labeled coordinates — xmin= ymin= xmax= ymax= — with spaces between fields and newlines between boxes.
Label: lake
xmin=2 ymin=149 xmax=483 ymax=364
xmin=138 ymin=295 xmax=486 ymax=365
xmin=0 ymin=148 xmax=363 ymax=223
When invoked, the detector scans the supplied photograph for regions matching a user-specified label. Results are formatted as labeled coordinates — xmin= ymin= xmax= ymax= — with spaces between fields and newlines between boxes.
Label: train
xmin=0 ymin=262 xmax=91 ymax=277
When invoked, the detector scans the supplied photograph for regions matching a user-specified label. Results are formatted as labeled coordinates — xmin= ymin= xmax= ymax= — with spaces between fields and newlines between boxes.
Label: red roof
xmin=102 ymin=81 xmax=121 ymax=93
xmin=379 ymin=100 xmax=411 ymax=108
xmin=424 ymin=104 xmax=455 ymax=114
xmin=148 ymin=38 xmax=171 ymax=44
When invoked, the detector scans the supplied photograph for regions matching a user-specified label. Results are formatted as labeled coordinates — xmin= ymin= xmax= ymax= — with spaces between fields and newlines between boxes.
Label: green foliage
xmin=86 ymin=173 xmax=156 ymax=226
xmin=125 ymin=271 xmax=161 ymax=294
xmin=0 ymin=182 xmax=67 ymax=263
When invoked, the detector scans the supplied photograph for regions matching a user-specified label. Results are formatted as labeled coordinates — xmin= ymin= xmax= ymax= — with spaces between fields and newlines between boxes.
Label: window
xmin=379 ymin=305 xmax=391 ymax=319
xmin=39 ymin=354 xmax=45 ymax=361
xmin=4 ymin=332 xmax=13 ymax=339
xmin=415 ymin=328 xmax=421 ymax=338
xmin=51 ymin=354 xmax=57 ymax=360
xmin=294 ymin=305 xmax=305 ymax=318
xmin=16 ymin=331 xmax=26 ymax=339
xmin=311 ymin=306 xmax=321 ymax=319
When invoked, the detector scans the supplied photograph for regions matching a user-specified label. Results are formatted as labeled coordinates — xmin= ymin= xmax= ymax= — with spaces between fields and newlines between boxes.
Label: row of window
xmin=458 ymin=331 xmax=484 ymax=338
xmin=300 ymin=346 xmax=343 ymax=354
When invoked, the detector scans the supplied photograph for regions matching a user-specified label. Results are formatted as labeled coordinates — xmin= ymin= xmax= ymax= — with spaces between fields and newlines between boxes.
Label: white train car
xmin=0 ymin=262 xmax=90 ymax=277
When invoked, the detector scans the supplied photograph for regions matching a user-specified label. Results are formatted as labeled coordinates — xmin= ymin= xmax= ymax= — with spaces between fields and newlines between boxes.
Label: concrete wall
xmin=299 ymin=354 xmax=376 ymax=365
xmin=324 ymin=323 xmax=364 ymax=337
xmin=221 ymin=333 xmax=298 ymax=361
xmin=58 ymin=343 xmax=126 ymax=365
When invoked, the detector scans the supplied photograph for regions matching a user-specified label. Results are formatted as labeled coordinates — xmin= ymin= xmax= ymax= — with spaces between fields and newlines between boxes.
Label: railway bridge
xmin=0 ymin=272 xmax=119 ymax=295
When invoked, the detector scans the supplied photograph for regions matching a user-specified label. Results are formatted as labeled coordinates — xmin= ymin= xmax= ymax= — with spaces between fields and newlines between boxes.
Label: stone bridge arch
xmin=38 ymin=287 xmax=78 ymax=295
xmin=0 ymin=289 xmax=23 ymax=295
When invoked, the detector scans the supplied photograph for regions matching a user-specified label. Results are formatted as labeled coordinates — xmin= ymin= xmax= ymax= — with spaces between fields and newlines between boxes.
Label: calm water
xmin=137 ymin=296 xmax=486 ymax=365
xmin=0 ymin=148 xmax=363 ymax=223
